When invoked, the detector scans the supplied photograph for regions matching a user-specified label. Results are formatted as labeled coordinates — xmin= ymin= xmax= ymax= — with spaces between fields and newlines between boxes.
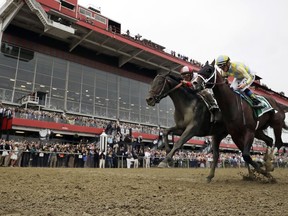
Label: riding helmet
xmin=180 ymin=65 xmax=194 ymax=74
xmin=216 ymin=55 xmax=230 ymax=67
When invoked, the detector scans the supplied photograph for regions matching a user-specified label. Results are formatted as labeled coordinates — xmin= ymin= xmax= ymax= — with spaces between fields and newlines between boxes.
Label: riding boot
xmin=244 ymin=89 xmax=264 ymax=108
xmin=205 ymin=92 xmax=219 ymax=122
xmin=250 ymin=93 xmax=264 ymax=108
xmin=209 ymin=107 xmax=220 ymax=122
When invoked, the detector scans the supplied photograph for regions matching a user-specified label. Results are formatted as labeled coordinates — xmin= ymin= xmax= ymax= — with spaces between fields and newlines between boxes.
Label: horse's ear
xmin=211 ymin=59 xmax=215 ymax=66
xmin=205 ymin=61 xmax=209 ymax=65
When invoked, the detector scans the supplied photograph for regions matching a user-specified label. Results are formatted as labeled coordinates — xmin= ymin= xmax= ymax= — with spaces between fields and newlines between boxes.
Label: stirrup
xmin=209 ymin=105 xmax=219 ymax=111
xmin=252 ymin=103 xmax=264 ymax=109
xmin=210 ymin=109 xmax=219 ymax=123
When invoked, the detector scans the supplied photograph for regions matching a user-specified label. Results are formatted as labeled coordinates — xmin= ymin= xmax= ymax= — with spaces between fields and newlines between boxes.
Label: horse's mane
xmin=167 ymin=74 xmax=182 ymax=83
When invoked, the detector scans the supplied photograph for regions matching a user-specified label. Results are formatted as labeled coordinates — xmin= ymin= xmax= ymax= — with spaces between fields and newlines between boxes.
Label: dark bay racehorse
xmin=192 ymin=61 xmax=288 ymax=179
xmin=146 ymin=73 xmax=228 ymax=169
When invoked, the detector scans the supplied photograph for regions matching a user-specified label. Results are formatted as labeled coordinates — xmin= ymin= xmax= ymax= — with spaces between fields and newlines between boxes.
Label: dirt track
xmin=0 ymin=167 xmax=287 ymax=216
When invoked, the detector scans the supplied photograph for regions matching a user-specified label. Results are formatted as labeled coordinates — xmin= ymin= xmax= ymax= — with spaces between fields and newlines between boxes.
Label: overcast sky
xmin=77 ymin=0 xmax=288 ymax=95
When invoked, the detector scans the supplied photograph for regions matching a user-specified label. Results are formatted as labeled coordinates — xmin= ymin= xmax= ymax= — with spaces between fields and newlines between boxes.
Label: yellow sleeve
xmin=237 ymin=66 xmax=252 ymax=84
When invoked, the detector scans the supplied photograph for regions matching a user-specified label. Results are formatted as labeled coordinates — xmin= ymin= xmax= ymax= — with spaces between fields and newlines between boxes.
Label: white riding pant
xmin=230 ymin=75 xmax=255 ymax=92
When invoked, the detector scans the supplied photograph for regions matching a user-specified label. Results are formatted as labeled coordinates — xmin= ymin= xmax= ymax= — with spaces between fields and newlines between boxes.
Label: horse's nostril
xmin=146 ymin=97 xmax=152 ymax=103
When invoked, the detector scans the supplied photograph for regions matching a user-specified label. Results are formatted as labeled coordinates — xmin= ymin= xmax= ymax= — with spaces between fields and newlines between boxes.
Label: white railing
xmin=25 ymin=0 xmax=52 ymax=26
xmin=0 ymin=0 xmax=23 ymax=19
xmin=21 ymin=95 xmax=39 ymax=105
xmin=25 ymin=0 xmax=75 ymax=35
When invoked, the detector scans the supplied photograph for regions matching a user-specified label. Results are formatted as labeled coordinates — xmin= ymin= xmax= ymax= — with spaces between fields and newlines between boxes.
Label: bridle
xmin=150 ymin=74 xmax=183 ymax=103
xmin=194 ymin=65 xmax=226 ymax=89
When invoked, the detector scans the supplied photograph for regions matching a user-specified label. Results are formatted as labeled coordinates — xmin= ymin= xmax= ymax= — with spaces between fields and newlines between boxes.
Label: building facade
xmin=0 ymin=39 xmax=173 ymax=127
xmin=0 ymin=0 xmax=287 ymax=151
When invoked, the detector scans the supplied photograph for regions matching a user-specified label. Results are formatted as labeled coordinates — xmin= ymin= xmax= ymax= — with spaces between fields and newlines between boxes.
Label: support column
xmin=100 ymin=131 xmax=108 ymax=154
xmin=0 ymin=20 xmax=3 ymax=45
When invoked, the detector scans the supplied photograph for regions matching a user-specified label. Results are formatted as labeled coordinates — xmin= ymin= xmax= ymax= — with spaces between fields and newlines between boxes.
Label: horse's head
xmin=192 ymin=60 xmax=218 ymax=91
xmin=146 ymin=72 xmax=181 ymax=106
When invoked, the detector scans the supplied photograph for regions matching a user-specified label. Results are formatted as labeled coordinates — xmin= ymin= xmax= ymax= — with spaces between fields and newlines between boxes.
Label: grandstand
xmin=0 ymin=0 xmax=288 ymax=152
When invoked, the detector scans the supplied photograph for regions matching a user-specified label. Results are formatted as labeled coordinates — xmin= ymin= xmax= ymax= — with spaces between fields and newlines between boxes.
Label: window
xmin=1 ymin=43 xmax=19 ymax=59
xmin=95 ymin=14 xmax=107 ymax=24
xmin=60 ymin=0 xmax=75 ymax=10
xmin=17 ymin=69 xmax=34 ymax=82
xmin=1 ymin=43 xmax=34 ymax=62
xmin=0 ymin=64 xmax=16 ymax=79
xmin=36 ymin=53 xmax=53 ymax=76
xmin=19 ymin=48 xmax=34 ymax=62
xmin=53 ymin=58 xmax=67 ymax=79
xmin=79 ymin=7 xmax=92 ymax=17
xmin=68 ymin=62 xmax=82 ymax=82
xmin=35 ymin=73 xmax=52 ymax=87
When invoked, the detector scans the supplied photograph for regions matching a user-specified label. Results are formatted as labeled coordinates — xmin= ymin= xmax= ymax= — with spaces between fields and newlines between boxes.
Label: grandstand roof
xmin=1 ymin=0 xmax=199 ymax=76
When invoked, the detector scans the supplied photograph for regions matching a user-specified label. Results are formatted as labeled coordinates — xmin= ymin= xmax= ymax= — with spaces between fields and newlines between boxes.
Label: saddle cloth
xmin=235 ymin=91 xmax=274 ymax=117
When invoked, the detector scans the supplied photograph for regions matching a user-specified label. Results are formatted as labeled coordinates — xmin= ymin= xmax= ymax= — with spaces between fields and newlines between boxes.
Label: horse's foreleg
xmin=162 ymin=128 xmax=171 ymax=153
xmin=158 ymin=127 xmax=184 ymax=168
xmin=207 ymin=133 xmax=227 ymax=183
xmin=162 ymin=127 xmax=181 ymax=153
xmin=159 ymin=127 xmax=193 ymax=168
xmin=246 ymin=162 xmax=255 ymax=179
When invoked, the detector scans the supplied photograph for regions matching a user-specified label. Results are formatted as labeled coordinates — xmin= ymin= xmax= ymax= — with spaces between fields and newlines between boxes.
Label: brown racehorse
xmin=192 ymin=61 xmax=288 ymax=179
xmin=146 ymin=72 xmax=228 ymax=170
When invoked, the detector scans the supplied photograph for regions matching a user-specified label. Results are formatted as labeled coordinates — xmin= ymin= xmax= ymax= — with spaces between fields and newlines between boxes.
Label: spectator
xmin=2 ymin=140 xmax=11 ymax=167
xmin=49 ymin=147 xmax=57 ymax=168
xmin=126 ymin=149 xmax=133 ymax=168
xmin=132 ymin=150 xmax=139 ymax=168
xmin=144 ymin=148 xmax=151 ymax=168
xmin=135 ymin=33 xmax=142 ymax=40
xmin=94 ymin=148 xmax=100 ymax=168
xmin=99 ymin=150 xmax=105 ymax=168
xmin=106 ymin=148 xmax=114 ymax=168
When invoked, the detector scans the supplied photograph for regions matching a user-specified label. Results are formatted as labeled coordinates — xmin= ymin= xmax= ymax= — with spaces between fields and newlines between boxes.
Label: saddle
xmin=234 ymin=91 xmax=274 ymax=118
xmin=197 ymin=91 xmax=221 ymax=122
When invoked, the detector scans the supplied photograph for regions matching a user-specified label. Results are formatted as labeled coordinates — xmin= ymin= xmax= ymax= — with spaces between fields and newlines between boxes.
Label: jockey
xmin=216 ymin=55 xmax=264 ymax=108
xmin=180 ymin=65 xmax=219 ymax=122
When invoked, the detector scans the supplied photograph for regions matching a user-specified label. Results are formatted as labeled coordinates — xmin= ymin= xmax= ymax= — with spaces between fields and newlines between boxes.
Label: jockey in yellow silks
xmin=216 ymin=55 xmax=264 ymax=108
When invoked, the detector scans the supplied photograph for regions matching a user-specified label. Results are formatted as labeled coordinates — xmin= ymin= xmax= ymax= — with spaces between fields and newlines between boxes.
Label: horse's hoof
xmin=265 ymin=166 xmax=274 ymax=172
xmin=206 ymin=177 xmax=212 ymax=183
xmin=269 ymin=177 xmax=277 ymax=184
xmin=243 ymin=175 xmax=256 ymax=181
xmin=266 ymin=168 xmax=274 ymax=172
xmin=158 ymin=162 xmax=169 ymax=168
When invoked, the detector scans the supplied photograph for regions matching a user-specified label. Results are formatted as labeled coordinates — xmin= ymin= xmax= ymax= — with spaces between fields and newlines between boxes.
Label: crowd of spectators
xmin=1 ymin=138 xmax=288 ymax=169
xmin=119 ymin=28 xmax=202 ymax=68
xmin=9 ymin=106 xmax=161 ymax=135
xmin=1 ymin=104 xmax=269 ymax=151
xmin=0 ymin=104 xmax=287 ymax=169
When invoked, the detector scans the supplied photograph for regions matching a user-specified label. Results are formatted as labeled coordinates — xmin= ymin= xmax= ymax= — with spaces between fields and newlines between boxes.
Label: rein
xmin=162 ymin=82 xmax=183 ymax=98
xmin=206 ymin=81 xmax=226 ymax=85
xmin=153 ymin=76 xmax=183 ymax=102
